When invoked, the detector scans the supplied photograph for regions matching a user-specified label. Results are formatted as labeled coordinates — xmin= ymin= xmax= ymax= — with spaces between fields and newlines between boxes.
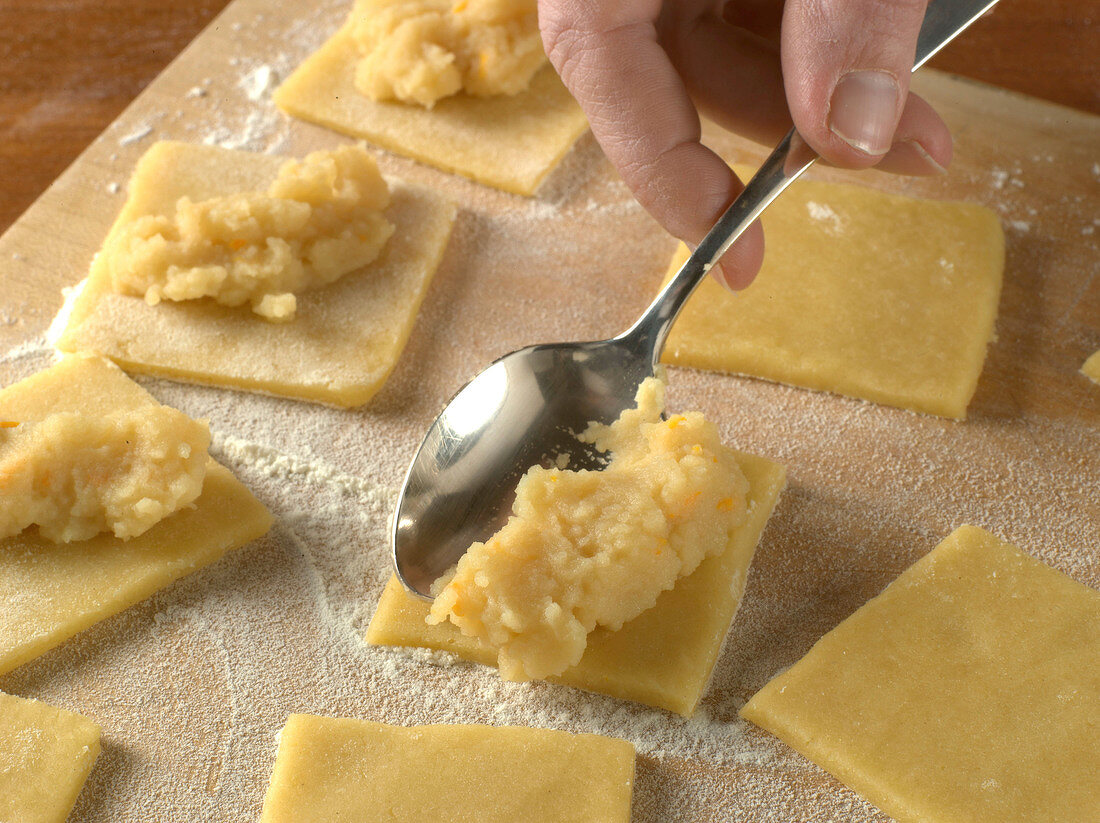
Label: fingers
xmin=660 ymin=10 xmax=791 ymax=148
xmin=539 ymin=0 xmax=765 ymax=290
xmin=875 ymin=91 xmax=952 ymax=175
xmin=781 ymin=0 xmax=951 ymax=173
xmin=537 ymin=0 xmax=951 ymax=295
xmin=667 ymin=2 xmax=949 ymax=175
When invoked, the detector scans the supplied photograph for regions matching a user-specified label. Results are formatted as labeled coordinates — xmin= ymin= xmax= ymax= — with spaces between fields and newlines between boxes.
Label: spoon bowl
xmin=394 ymin=330 xmax=655 ymax=598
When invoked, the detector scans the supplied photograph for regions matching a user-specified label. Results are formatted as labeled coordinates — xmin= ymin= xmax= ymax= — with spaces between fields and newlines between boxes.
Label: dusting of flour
xmin=0 ymin=2 xmax=1097 ymax=822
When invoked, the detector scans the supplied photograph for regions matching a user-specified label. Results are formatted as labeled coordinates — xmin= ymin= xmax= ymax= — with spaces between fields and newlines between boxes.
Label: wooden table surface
xmin=0 ymin=1 xmax=1096 ymax=820
xmin=1 ymin=0 xmax=1097 ymax=236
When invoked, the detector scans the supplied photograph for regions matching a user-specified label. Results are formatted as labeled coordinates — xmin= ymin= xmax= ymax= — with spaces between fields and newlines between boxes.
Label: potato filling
xmin=0 ymin=408 xmax=210 ymax=543
xmin=107 ymin=145 xmax=394 ymax=322
xmin=428 ymin=375 xmax=750 ymax=681
xmin=351 ymin=0 xmax=546 ymax=108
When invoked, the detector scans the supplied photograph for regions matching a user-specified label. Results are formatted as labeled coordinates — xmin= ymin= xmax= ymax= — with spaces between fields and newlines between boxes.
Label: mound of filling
xmin=0 ymin=408 xmax=210 ymax=543
xmin=107 ymin=145 xmax=394 ymax=322
xmin=428 ymin=376 xmax=750 ymax=681
xmin=352 ymin=0 xmax=546 ymax=108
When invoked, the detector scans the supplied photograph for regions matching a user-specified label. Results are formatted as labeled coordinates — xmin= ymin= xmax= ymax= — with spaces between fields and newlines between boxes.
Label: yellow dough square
xmin=367 ymin=452 xmax=786 ymax=716
xmin=740 ymin=525 xmax=1100 ymax=823
xmin=0 ymin=354 xmax=273 ymax=677
xmin=1082 ymin=350 xmax=1100 ymax=384
xmin=57 ymin=141 xmax=457 ymax=408
xmin=660 ymin=170 xmax=1005 ymax=418
xmin=273 ymin=22 xmax=589 ymax=196
xmin=0 ymin=693 xmax=101 ymax=823
xmin=260 ymin=715 xmax=635 ymax=823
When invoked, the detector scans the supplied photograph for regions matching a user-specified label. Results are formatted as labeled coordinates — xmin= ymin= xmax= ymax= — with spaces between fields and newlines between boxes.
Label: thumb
xmin=780 ymin=0 xmax=949 ymax=174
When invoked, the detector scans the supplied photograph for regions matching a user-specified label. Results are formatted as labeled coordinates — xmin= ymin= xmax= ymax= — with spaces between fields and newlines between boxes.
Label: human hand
xmin=539 ymin=0 xmax=953 ymax=289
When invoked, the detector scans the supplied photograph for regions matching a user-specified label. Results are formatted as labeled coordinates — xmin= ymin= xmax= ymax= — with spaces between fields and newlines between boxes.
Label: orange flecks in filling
xmin=229 ymin=238 xmax=249 ymax=251
xmin=0 ymin=422 xmax=18 ymax=428
xmin=0 ymin=455 xmax=29 ymax=488
xmin=667 ymin=415 xmax=686 ymax=429
xmin=34 ymin=470 xmax=53 ymax=493
xmin=716 ymin=497 xmax=735 ymax=512
xmin=452 ymin=0 xmax=468 ymax=10
xmin=670 ymin=491 xmax=702 ymax=520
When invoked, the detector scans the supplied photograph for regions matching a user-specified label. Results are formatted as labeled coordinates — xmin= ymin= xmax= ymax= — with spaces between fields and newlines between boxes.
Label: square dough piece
xmin=57 ymin=141 xmax=457 ymax=408
xmin=273 ymin=22 xmax=589 ymax=196
xmin=368 ymin=452 xmax=786 ymax=716
xmin=260 ymin=715 xmax=634 ymax=823
xmin=660 ymin=169 xmax=1005 ymax=418
xmin=740 ymin=525 xmax=1100 ymax=823
xmin=1082 ymin=350 xmax=1100 ymax=384
xmin=0 ymin=354 xmax=273 ymax=677
xmin=0 ymin=692 xmax=101 ymax=823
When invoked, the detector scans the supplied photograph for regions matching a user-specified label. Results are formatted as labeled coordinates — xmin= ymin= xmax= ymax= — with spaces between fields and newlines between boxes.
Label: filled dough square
xmin=368 ymin=452 xmax=786 ymax=716
xmin=57 ymin=141 xmax=457 ymax=408
xmin=660 ymin=170 xmax=1005 ymax=418
xmin=260 ymin=715 xmax=634 ymax=823
xmin=0 ymin=692 xmax=101 ymax=823
xmin=273 ymin=23 xmax=589 ymax=196
xmin=0 ymin=354 xmax=272 ymax=677
xmin=740 ymin=525 xmax=1100 ymax=823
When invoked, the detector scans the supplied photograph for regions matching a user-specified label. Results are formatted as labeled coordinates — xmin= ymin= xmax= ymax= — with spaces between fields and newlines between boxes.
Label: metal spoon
xmin=392 ymin=0 xmax=999 ymax=599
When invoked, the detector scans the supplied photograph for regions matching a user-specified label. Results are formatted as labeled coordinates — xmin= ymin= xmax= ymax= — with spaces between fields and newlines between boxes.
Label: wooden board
xmin=0 ymin=0 xmax=1097 ymax=820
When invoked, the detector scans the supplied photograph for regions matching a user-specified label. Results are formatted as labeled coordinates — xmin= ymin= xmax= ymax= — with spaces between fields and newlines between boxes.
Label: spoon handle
xmin=621 ymin=0 xmax=1000 ymax=364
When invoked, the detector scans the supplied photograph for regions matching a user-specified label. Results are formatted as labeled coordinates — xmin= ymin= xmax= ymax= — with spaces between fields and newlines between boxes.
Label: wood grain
xmin=0 ymin=0 xmax=229 ymax=232
xmin=929 ymin=0 xmax=1100 ymax=114
xmin=0 ymin=0 xmax=1097 ymax=234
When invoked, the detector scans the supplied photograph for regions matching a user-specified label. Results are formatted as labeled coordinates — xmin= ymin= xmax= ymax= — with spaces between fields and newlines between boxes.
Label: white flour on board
xmin=240 ymin=65 xmax=276 ymax=101
xmin=1 ymin=0 xmax=1097 ymax=821
xmin=117 ymin=124 xmax=153 ymax=146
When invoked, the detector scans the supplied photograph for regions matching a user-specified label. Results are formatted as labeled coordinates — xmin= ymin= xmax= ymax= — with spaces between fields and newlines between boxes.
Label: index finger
xmin=539 ymin=0 xmax=765 ymax=289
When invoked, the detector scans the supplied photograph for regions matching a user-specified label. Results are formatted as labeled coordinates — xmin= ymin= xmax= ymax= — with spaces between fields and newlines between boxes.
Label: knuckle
xmin=619 ymin=144 xmax=680 ymax=220
xmin=537 ymin=2 xmax=609 ymax=87
xmin=541 ymin=23 xmax=588 ymax=85
xmin=623 ymin=144 xmax=730 ymax=239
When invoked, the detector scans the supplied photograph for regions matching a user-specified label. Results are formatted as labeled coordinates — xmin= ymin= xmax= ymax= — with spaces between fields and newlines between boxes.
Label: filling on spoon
xmin=428 ymin=372 xmax=750 ymax=681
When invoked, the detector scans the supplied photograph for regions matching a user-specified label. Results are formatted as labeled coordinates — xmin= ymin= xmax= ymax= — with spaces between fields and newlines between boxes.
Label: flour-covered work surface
xmin=0 ymin=0 xmax=1098 ymax=820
